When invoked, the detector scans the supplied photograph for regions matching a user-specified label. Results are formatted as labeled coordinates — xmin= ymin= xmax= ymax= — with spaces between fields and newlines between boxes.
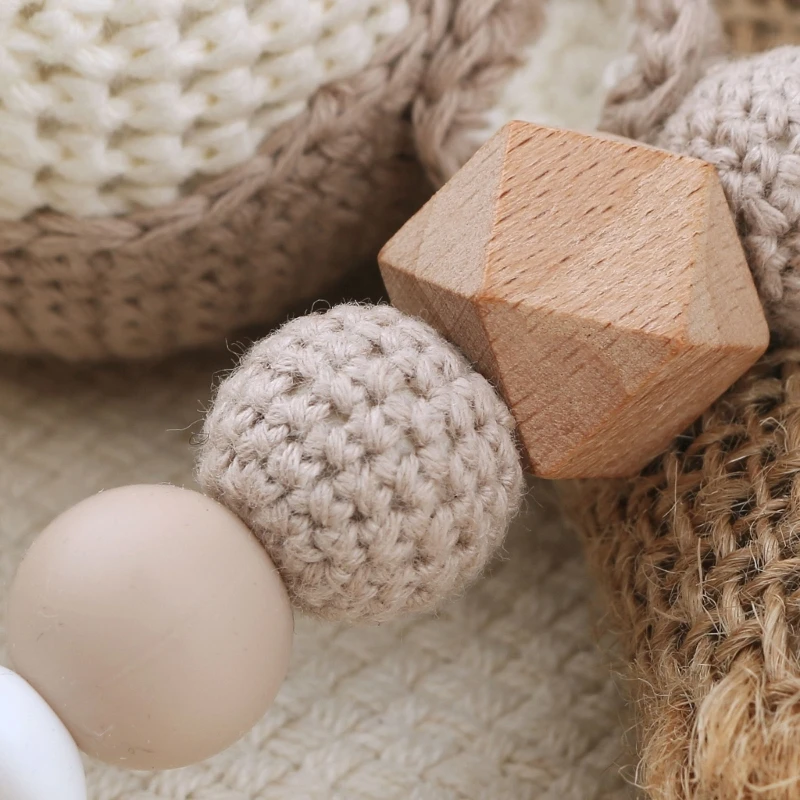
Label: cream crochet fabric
xmin=198 ymin=305 xmax=523 ymax=623
xmin=488 ymin=0 xmax=631 ymax=132
xmin=0 ymin=0 xmax=409 ymax=217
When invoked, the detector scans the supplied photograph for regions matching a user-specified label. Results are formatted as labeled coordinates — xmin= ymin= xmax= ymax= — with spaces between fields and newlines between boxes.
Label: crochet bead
xmin=380 ymin=120 xmax=769 ymax=479
xmin=6 ymin=485 xmax=293 ymax=771
xmin=197 ymin=304 xmax=524 ymax=623
xmin=658 ymin=47 xmax=800 ymax=343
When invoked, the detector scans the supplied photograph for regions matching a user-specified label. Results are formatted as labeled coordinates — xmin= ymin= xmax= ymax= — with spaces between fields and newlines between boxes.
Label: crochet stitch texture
xmin=197 ymin=304 xmax=524 ymax=623
xmin=601 ymin=1 xmax=800 ymax=344
xmin=0 ymin=0 xmax=410 ymax=218
xmin=659 ymin=47 xmax=800 ymax=344
xmin=0 ymin=0 xmax=542 ymax=360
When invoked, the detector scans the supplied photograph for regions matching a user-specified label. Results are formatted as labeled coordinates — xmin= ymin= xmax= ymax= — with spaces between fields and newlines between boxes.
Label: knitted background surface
xmin=0 ymin=354 xmax=634 ymax=800
xmin=0 ymin=3 xmax=638 ymax=799
xmin=0 ymin=0 xmax=542 ymax=361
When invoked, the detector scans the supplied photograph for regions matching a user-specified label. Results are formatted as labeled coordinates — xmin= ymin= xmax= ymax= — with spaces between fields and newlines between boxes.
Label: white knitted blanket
xmin=0 ymin=2 xmax=635 ymax=798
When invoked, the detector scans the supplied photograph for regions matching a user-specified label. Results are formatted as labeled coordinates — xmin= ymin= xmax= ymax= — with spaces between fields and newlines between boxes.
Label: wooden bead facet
xmin=379 ymin=122 xmax=770 ymax=479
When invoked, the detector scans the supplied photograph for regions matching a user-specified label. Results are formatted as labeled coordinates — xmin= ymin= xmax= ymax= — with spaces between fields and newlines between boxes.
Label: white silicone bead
xmin=0 ymin=666 xmax=87 ymax=800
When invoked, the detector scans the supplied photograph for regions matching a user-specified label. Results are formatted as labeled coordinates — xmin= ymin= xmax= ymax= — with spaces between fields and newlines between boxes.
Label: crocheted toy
xmin=7 ymin=1 xmax=800 ymax=798
xmin=197 ymin=304 xmax=524 ymax=623
xmin=0 ymin=0 xmax=542 ymax=360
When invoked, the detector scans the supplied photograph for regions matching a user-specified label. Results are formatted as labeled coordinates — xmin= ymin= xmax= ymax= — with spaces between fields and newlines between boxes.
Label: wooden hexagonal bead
xmin=379 ymin=121 xmax=770 ymax=479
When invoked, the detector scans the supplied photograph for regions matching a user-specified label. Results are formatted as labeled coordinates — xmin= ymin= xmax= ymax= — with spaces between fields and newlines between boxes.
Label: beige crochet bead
xmin=658 ymin=46 xmax=800 ymax=343
xmin=197 ymin=304 xmax=524 ymax=623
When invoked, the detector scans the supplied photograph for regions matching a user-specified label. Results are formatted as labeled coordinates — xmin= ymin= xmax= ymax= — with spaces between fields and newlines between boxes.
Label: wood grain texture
xmin=379 ymin=121 xmax=770 ymax=479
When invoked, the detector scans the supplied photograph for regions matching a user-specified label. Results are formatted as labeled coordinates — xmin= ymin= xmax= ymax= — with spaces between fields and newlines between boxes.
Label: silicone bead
xmin=0 ymin=666 xmax=87 ymax=800
xmin=7 ymin=485 xmax=294 ymax=770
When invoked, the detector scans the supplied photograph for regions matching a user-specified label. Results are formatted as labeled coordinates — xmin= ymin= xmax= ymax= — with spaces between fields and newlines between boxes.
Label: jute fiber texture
xmin=568 ymin=1 xmax=800 ymax=797
xmin=0 ymin=0 xmax=542 ymax=361
xmin=197 ymin=305 xmax=523 ymax=623
xmin=568 ymin=350 xmax=800 ymax=799
xmin=717 ymin=0 xmax=800 ymax=53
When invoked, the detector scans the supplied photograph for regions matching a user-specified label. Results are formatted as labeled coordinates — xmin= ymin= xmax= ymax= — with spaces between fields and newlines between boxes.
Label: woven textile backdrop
xmin=0 ymin=2 xmax=637 ymax=799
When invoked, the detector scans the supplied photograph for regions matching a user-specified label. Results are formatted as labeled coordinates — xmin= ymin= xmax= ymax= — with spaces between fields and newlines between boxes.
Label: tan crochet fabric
xmin=601 ymin=0 xmax=800 ymax=142
xmin=0 ymin=0 xmax=542 ymax=361
xmin=600 ymin=0 xmax=726 ymax=144
xmin=197 ymin=305 xmax=523 ymax=623
xmin=657 ymin=46 xmax=800 ymax=344
xmin=603 ymin=0 xmax=800 ymax=344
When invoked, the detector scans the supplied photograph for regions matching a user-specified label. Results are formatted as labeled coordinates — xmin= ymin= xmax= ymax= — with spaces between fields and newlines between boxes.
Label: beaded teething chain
xmin=5 ymin=0 xmax=800 ymax=796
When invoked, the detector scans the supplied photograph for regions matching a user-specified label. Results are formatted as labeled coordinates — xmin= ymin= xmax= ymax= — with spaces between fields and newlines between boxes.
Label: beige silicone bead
xmin=6 ymin=484 xmax=294 ymax=771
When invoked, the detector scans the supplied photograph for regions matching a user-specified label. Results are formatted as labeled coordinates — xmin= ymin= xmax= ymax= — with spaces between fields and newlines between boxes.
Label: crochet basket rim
xmin=0 ymin=0 xmax=543 ymax=360
xmin=0 ymin=0 xmax=790 ymax=361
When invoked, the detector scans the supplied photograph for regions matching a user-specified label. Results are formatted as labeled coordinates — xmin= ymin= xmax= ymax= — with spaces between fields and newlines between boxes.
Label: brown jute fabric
xmin=0 ymin=0 xmax=542 ymax=361
xmin=568 ymin=350 xmax=800 ymax=799
xmin=718 ymin=0 xmax=800 ymax=53
xmin=570 ymin=2 xmax=800 ymax=798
